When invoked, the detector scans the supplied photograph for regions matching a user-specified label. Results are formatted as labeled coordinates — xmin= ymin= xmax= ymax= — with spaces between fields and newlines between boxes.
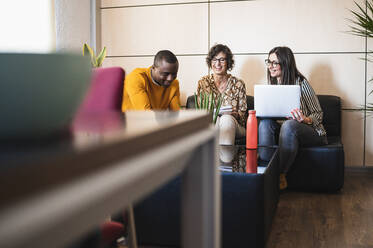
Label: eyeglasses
xmin=212 ymin=58 xmax=227 ymax=64
xmin=265 ymin=59 xmax=280 ymax=68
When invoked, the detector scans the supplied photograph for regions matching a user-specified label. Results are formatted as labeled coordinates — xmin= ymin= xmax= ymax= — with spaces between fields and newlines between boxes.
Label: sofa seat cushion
xmin=326 ymin=136 xmax=342 ymax=146
xmin=286 ymin=141 xmax=344 ymax=192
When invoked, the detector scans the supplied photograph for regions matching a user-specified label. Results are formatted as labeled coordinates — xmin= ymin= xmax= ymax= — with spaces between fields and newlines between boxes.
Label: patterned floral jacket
xmin=197 ymin=74 xmax=247 ymax=127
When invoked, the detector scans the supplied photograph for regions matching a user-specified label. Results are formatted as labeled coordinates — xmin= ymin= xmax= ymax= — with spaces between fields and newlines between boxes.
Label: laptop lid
xmin=254 ymin=85 xmax=301 ymax=118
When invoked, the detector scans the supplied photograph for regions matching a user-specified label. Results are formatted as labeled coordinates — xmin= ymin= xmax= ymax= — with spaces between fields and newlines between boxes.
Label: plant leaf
xmin=92 ymin=54 xmax=98 ymax=67
xmin=83 ymin=43 xmax=93 ymax=57
xmin=194 ymin=93 xmax=199 ymax=109
xmin=199 ymin=92 xmax=203 ymax=109
xmin=204 ymin=92 xmax=208 ymax=109
xmin=348 ymin=1 xmax=373 ymax=113
xmin=202 ymin=92 xmax=207 ymax=109
xmin=83 ymin=43 xmax=96 ymax=67
xmin=347 ymin=1 xmax=373 ymax=38
xmin=96 ymin=46 xmax=107 ymax=67
xmin=209 ymin=92 xmax=215 ymax=114
xmin=207 ymin=92 xmax=210 ymax=111
xmin=213 ymin=96 xmax=222 ymax=124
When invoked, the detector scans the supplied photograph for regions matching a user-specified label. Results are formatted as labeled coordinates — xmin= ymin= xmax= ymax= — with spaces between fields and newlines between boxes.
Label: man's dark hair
xmin=154 ymin=50 xmax=178 ymax=67
xmin=206 ymin=44 xmax=235 ymax=71
xmin=267 ymin=46 xmax=305 ymax=85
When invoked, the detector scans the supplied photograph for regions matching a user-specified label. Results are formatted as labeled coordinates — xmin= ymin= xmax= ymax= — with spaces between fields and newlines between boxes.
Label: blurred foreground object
xmin=77 ymin=67 xmax=125 ymax=113
xmin=0 ymin=53 xmax=91 ymax=140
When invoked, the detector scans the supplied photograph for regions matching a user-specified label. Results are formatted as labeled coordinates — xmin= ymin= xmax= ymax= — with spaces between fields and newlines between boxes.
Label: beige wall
xmin=55 ymin=0 xmax=91 ymax=52
xmin=99 ymin=0 xmax=371 ymax=167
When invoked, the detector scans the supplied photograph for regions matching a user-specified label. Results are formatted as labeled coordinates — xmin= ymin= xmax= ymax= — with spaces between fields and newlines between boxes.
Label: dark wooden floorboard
xmin=266 ymin=171 xmax=373 ymax=248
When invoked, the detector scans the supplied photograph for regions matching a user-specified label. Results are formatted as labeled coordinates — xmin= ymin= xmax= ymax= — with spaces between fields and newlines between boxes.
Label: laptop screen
xmin=254 ymin=85 xmax=301 ymax=118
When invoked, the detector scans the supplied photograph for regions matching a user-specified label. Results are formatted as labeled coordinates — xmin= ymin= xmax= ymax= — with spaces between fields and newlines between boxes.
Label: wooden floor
xmin=266 ymin=169 xmax=373 ymax=248
xmin=135 ymin=170 xmax=373 ymax=248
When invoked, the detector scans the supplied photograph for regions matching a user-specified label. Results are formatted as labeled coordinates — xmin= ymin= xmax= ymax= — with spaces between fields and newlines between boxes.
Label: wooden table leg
xmin=127 ymin=204 xmax=138 ymax=248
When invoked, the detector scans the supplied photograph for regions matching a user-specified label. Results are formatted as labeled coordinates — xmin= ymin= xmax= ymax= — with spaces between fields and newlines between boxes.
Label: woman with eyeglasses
xmin=196 ymin=44 xmax=247 ymax=145
xmin=259 ymin=46 xmax=327 ymax=189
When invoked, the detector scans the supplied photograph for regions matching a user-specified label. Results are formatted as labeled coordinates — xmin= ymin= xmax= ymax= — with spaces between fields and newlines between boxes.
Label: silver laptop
xmin=254 ymin=85 xmax=301 ymax=118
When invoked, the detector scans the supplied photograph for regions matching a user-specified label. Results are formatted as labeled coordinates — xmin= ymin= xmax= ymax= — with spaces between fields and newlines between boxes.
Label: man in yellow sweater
xmin=122 ymin=50 xmax=180 ymax=111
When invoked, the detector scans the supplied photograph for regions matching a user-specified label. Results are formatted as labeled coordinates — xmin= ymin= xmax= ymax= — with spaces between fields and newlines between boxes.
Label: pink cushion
xmin=78 ymin=67 xmax=125 ymax=112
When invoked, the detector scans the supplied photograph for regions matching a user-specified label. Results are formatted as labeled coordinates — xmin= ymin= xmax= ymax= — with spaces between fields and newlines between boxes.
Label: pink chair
xmin=101 ymin=221 xmax=125 ymax=246
xmin=74 ymin=66 xmax=132 ymax=247
xmin=78 ymin=66 xmax=125 ymax=113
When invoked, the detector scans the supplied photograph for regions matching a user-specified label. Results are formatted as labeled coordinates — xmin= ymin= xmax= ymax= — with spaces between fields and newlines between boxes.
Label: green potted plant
xmin=193 ymin=92 xmax=222 ymax=124
xmin=348 ymin=1 xmax=373 ymax=115
xmin=82 ymin=43 xmax=107 ymax=68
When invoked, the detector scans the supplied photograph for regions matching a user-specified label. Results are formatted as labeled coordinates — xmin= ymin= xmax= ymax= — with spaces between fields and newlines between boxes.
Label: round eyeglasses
xmin=212 ymin=58 xmax=227 ymax=64
xmin=265 ymin=59 xmax=280 ymax=68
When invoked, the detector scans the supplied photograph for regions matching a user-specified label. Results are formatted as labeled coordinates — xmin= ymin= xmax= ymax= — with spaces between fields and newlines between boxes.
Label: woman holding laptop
xmin=196 ymin=44 xmax=247 ymax=145
xmin=259 ymin=46 xmax=327 ymax=189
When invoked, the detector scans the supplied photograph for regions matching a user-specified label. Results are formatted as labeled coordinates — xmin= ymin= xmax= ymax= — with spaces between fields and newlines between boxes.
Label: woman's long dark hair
xmin=267 ymin=46 xmax=305 ymax=85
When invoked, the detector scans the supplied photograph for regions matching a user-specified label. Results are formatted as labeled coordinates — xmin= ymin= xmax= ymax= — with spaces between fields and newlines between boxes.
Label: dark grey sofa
xmin=187 ymin=94 xmax=345 ymax=192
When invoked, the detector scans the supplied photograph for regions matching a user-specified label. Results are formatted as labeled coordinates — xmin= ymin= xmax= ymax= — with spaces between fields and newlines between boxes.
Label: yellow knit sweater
xmin=121 ymin=67 xmax=180 ymax=112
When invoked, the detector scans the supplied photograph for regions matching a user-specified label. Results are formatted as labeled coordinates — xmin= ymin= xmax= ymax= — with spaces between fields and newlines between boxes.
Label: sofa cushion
xmin=287 ymin=144 xmax=345 ymax=192
xmin=317 ymin=95 xmax=341 ymax=137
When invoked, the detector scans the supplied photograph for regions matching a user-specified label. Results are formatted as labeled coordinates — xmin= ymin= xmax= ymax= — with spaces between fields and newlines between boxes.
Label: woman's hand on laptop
xmin=290 ymin=108 xmax=305 ymax=122
xmin=290 ymin=108 xmax=313 ymax=124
